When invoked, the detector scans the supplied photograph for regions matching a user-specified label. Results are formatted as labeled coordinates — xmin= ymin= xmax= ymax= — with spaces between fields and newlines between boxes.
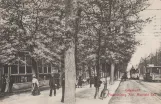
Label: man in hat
xmin=49 ymin=72 xmax=57 ymax=96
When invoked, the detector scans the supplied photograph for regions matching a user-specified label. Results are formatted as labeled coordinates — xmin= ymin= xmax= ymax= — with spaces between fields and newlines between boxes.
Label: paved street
xmin=109 ymin=80 xmax=161 ymax=104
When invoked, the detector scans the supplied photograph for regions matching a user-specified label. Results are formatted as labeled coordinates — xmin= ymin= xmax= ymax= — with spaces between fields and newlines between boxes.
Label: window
xmin=11 ymin=65 xmax=18 ymax=74
xmin=19 ymin=66 xmax=25 ymax=73
xmin=26 ymin=56 xmax=32 ymax=65
xmin=48 ymin=67 xmax=51 ymax=73
xmin=26 ymin=66 xmax=32 ymax=73
xmin=44 ymin=67 xmax=47 ymax=73
xmin=152 ymin=68 xmax=159 ymax=73
xmin=39 ymin=67 xmax=43 ymax=73
xmin=19 ymin=57 xmax=25 ymax=66
xmin=4 ymin=65 xmax=8 ymax=74
xmin=38 ymin=60 xmax=42 ymax=73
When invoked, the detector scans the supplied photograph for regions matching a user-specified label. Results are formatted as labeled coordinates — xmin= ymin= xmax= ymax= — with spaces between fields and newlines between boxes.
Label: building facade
xmin=1 ymin=51 xmax=58 ymax=83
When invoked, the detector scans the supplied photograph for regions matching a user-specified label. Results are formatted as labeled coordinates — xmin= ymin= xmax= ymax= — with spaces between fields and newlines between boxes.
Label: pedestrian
xmin=123 ymin=72 xmax=127 ymax=81
xmin=100 ymin=80 xmax=108 ymax=99
xmin=5 ymin=76 xmax=10 ymax=93
xmin=1 ymin=75 xmax=6 ymax=93
xmin=94 ymin=76 xmax=102 ymax=99
xmin=78 ymin=76 xmax=82 ymax=88
xmin=32 ymin=74 xmax=40 ymax=96
xmin=61 ymin=72 xmax=65 ymax=102
xmin=9 ymin=76 xmax=14 ymax=93
xmin=55 ymin=73 xmax=60 ymax=89
xmin=49 ymin=72 xmax=57 ymax=96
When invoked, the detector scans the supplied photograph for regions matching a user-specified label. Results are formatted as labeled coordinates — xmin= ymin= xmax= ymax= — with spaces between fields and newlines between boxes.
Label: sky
xmin=127 ymin=0 xmax=161 ymax=71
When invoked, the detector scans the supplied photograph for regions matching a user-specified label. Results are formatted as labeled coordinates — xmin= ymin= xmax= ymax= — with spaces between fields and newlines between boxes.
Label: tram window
xmin=26 ymin=66 xmax=32 ymax=73
xmin=152 ymin=68 xmax=159 ymax=73
xmin=11 ymin=65 xmax=18 ymax=74
xmin=19 ymin=66 xmax=25 ymax=73
xmin=147 ymin=69 xmax=150 ymax=73
xmin=48 ymin=67 xmax=51 ymax=73
xmin=44 ymin=67 xmax=47 ymax=73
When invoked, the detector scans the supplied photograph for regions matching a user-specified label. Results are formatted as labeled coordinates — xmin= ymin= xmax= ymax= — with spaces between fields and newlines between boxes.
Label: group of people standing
xmin=1 ymin=75 xmax=14 ymax=93
xmin=1 ymin=72 xmax=102 ymax=102
xmin=31 ymin=72 xmax=65 ymax=102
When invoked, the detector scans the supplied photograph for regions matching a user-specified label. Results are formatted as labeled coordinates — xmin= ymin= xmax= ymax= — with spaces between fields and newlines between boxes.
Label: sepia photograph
xmin=0 ymin=0 xmax=161 ymax=104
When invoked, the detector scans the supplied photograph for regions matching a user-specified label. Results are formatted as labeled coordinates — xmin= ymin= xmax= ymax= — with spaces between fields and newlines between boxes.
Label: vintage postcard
xmin=0 ymin=0 xmax=161 ymax=104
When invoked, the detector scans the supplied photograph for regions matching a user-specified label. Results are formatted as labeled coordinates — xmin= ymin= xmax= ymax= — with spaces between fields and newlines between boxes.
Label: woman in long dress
xmin=5 ymin=76 xmax=10 ymax=93
xmin=32 ymin=75 xmax=40 ymax=96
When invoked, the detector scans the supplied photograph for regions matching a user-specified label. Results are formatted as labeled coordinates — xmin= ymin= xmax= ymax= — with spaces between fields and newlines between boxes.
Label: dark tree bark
xmin=88 ymin=66 xmax=92 ymax=88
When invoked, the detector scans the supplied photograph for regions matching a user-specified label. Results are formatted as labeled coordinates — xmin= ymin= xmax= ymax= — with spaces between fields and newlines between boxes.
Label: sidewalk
xmin=0 ymin=79 xmax=121 ymax=104
xmin=0 ymin=80 xmax=50 ymax=98
xmin=76 ymin=79 xmax=121 ymax=104
xmin=12 ymin=80 xmax=50 ymax=93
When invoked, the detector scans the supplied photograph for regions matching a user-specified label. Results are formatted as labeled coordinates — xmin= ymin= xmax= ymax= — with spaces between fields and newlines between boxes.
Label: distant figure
xmin=49 ymin=72 xmax=56 ymax=96
xmin=55 ymin=73 xmax=60 ymax=89
xmin=76 ymin=78 xmax=78 ymax=88
xmin=25 ymin=77 xmax=27 ymax=82
xmin=100 ymin=82 xmax=108 ymax=99
xmin=61 ymin=72 xmax=65 ymax=102
xmin=32 ymin=75 xmax=40 ymax=96
xmin=44 ymin=76 xmax=46 ymax=80
xmin=94 ymin=76 xmax=102 ymax=99
xmin=137 ymin=75 xmax=139 ymax=80
xmin=1 ymin=75 xmax=6 ymax=93
xmin=9 ymin=76 xmax=14 ymax=93
xmin=77 ymin=76 xmax=83 ymax=88
xmin=122 ymin=72 xmax=127 ymax=81
xmin=5 ymin=76 xmax=10 ymax=93
xmin=89 ymin=76 xmax=94 ymax=88
xmin=94 ymin=76 xmax=102 ymax=88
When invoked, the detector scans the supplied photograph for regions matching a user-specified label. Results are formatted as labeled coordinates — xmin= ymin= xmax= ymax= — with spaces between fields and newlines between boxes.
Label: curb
xmin=106 ymin=80 xmax=121 ymax=104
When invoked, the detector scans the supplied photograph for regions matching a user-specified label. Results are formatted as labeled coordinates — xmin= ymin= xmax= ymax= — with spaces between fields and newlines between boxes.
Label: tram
xmin=130 ymin=67 xmax=139 ymax=80
xmin=143 ymin=66 xmax=161 ymax=82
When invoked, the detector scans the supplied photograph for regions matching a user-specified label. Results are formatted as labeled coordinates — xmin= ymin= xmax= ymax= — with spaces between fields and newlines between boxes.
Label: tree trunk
xmin=74 ymin=7 xmax=81 ymax=74
xmin=64 ymin=0 xmax=77 ymax=103
xmin=94 ymin=66 xmax=96 ymax=77
xmin=60 ymin=51 xmax=65 ymax=87
xmin=105 ymin=62 xmax=108 ymax=89
xmin=64 ymin=45 xmax=76 ymax=104
xmin=114 ymin=67 xmax=118 ymax=80
xmin=110 ymin=62 xmax=115 ymax=85
xmin=31 ymin=58 xmax=38 ymax=78
xmin=94 ymin=29 xmax=101 ymax=99
xmin=88 ymin=66 xmax=92 ymax=88
xmin=118 ymin=70 xmax=120 ymax=79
